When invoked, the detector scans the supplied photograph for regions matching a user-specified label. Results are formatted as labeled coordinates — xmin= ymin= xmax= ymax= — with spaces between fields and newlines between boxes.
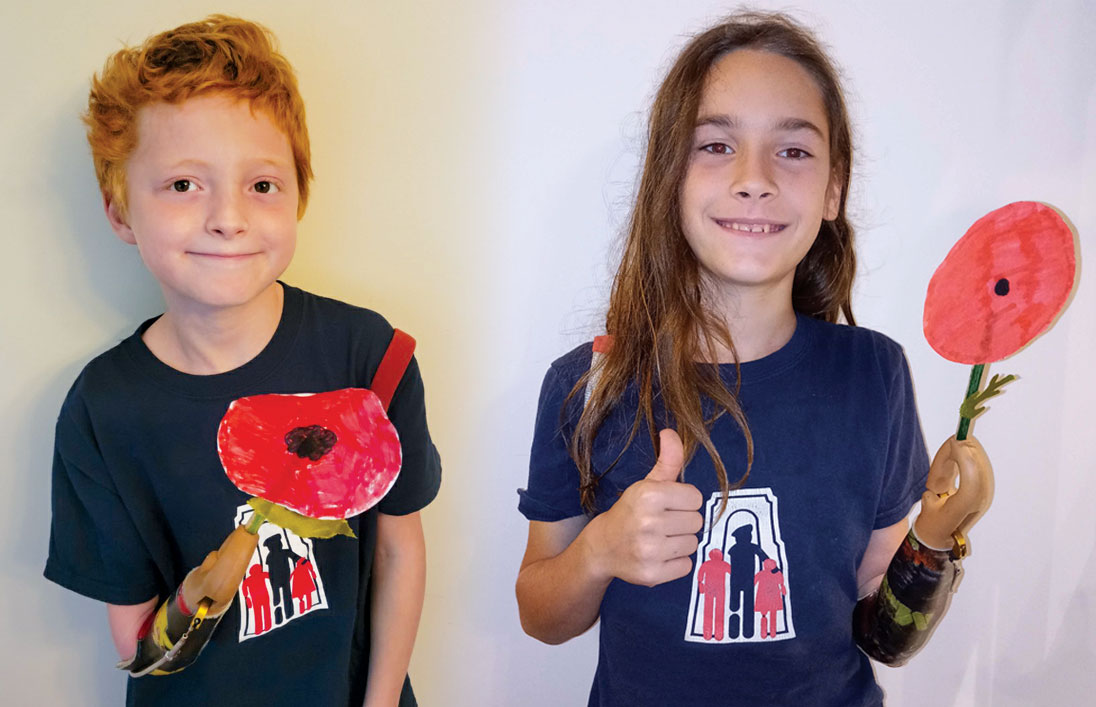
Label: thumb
xmin=646 ymin=428 xmax=685 ymax=482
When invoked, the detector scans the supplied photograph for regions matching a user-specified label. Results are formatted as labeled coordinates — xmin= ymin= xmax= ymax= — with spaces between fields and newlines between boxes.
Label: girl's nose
xmin=730 ymin=150 xmax=777 ymax=201
xmin=206 ymin=191 xmax=248 ymax=237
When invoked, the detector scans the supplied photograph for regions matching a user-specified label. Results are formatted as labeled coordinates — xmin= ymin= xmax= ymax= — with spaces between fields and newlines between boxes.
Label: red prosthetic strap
xmin=371 ymin=329 xmax=416 ymax=412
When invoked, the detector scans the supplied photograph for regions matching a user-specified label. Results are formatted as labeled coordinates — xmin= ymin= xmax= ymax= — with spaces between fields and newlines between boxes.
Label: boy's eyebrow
xmin=165 ymin=157 xmax=293 ymax=170
xmin=695 ymin=114 xmax=826 ymax=139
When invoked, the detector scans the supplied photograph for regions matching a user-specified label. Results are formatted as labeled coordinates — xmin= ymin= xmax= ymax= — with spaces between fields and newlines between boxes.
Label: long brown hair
xmin=570 ymin=11 xmax=857 ymax=513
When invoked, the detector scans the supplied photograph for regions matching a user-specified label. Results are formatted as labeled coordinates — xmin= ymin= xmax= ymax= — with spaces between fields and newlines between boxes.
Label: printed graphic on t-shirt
xmin=233 ymin=504 xmax=329 ymax=642
xmin=684 ymin=487 xmax=794 ymax=644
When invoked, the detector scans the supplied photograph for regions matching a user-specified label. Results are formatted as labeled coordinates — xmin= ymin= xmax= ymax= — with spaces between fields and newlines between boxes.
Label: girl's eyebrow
xmin=695 ymin=114 xmax=826 ymax=140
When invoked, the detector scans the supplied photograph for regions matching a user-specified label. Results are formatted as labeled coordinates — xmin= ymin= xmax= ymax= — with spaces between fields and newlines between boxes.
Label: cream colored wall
xmin=2 ymin=1 xmax=1093 ymax=705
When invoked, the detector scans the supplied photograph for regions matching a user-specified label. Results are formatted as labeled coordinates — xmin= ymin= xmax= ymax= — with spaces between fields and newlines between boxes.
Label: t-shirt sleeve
xmin=43 ymin=398 xmax=161 ymax=605
xmin=377 ymin=355 xmax=442 ymax=516
xmin=518 ymin=363 xmax=587 ymax=522
xmin=872 ymin=346 xmax=930 ymax=529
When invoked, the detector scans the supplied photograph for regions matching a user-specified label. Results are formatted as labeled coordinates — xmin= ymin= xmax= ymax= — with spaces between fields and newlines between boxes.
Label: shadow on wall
xmin=14 ymin=91 xmax=162 ymax=702
xmin=47 ymin=92 xmax=163 ymax=329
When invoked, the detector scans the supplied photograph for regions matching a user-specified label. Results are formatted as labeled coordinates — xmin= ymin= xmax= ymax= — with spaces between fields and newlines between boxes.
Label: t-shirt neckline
xmin=720 ymin=311 xmax=816 ymax=385
xmin=119 ymin=281 xmax=304 ymax=399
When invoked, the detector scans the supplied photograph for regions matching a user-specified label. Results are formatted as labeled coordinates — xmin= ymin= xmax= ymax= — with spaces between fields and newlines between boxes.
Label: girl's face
xmin=679 ymin=49 xmax=840 ymax=306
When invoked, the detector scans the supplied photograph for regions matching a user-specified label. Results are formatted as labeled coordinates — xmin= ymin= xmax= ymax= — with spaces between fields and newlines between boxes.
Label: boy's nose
xmin=206 ymin=192 xmax=248 ymax=237
xmin=729 ymin=150 xmax=777 ymax=202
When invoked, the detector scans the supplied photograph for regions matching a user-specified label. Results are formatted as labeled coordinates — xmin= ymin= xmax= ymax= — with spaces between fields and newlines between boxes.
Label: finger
xmin=662 ymin=510 xmax=704 ymax=536
xmin=951 ymin=443 xmax=994 ymax=517
xmin=658 ymin=556 xmax=695 ymax=585
xmin=660 ymin=533 xmax=699 ymax=561
xmin=197 ymin=550 xmax=219 ymax=573
xmin=646 ymin=428 xmax=685 ymax=482
xmin=925 ymin=438 xmax=960 ymax=494
xmin=659 ymin=482 xmax=703 ymax=512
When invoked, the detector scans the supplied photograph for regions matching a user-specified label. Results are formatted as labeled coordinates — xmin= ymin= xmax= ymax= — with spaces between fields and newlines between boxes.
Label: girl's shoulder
xmin=801 ymin=316 xmax=914 ymax=382
xmin=546 ymin=340 xmax=597 ymax=383
xmin=808 ymin=316 xmax=909 ymax=356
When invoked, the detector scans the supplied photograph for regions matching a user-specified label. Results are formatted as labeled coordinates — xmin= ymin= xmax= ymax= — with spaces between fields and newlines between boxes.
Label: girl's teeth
xmin=729 ymin=222 xmax=774 ymax=233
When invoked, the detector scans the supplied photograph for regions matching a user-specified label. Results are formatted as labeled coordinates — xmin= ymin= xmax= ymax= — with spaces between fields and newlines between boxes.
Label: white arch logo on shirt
xmin=233 ymin=504 xmax=329 ymax=642
xmin=684 ymin=488 xmax=795 ymax=644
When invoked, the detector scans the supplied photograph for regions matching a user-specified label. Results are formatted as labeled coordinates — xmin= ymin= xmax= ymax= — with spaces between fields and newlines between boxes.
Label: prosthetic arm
xmin=118 ymin=523 xmax=260 ymax=677
xmin=853 ymin=436 xmax=992 ymax=666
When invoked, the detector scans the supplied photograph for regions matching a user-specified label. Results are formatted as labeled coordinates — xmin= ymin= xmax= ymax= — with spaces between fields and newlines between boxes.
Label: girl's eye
xmin=779 ymin=147 xmax=812 ymax=160
xmin=701 ymin=143 xmax=734 ymax=155
xmin=254 ymin=181 xmax=279 ymax=194
xmin=171 ymin=179 xmax=194 ymax=192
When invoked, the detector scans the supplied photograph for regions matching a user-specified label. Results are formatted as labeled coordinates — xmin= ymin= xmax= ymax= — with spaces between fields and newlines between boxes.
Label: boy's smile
xmin=106 ymin=93 xmax=299 ymax=320
xmin=679 ymin=49 xmax=840 ymax=306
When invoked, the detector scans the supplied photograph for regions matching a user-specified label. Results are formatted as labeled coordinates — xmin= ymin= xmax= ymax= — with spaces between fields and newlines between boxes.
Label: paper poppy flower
xmin=218 ymin=388 xmax=401 ymax=522
xmin=924 ymin=201 xmax=1076 ymax=364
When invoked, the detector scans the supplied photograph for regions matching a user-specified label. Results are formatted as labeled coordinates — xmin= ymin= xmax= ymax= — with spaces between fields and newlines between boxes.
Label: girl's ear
xmin=103 ymin=194 xmax=137 ymax=245
xmin=823 ymin=177 xmax=842 ymax=221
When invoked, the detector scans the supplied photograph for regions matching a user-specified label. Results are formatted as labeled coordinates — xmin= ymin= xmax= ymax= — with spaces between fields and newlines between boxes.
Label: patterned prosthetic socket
xmin=853 ymin=529 xmax=963 ymax=666
xmin=117 ymin=585 xmax=223 ymax=677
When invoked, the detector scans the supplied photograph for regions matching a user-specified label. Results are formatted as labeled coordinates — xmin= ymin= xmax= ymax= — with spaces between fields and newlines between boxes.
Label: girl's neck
xmin=703 ymin=283 xmax=798 ymax=363
xmin=142 ymin=283 xmax=285 ymax=375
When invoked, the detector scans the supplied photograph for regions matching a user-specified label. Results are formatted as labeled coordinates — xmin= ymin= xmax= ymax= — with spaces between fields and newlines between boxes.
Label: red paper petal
xmin=924 ymin=202 xmax=1076 ymax=364
xmin=217 ymin=388 xmax=401 ymax=519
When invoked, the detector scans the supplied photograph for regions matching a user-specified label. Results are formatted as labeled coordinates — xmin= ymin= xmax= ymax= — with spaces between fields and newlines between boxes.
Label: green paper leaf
xmin=247 ymin=498 xmax=356 ymax=539
xmin=959 ymin=373 xmax=1017 ymax=420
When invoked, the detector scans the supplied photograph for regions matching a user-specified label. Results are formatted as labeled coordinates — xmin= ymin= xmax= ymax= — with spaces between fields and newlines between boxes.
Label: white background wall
xmin=2 ymin=1 xmax=1092 ymax=704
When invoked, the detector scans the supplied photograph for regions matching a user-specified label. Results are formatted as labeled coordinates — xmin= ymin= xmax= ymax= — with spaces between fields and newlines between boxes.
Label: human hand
xmin=913 ymin=436 xmax=994 ymax=550
xmin=181 ymin=524 xmax=260 ymax=616
xmin=587 ymin=429 xmax=704 ymax=587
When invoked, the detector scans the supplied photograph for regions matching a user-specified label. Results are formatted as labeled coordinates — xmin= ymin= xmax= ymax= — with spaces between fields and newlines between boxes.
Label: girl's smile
xmin=713 ymin=219 xmax=788 ymax=235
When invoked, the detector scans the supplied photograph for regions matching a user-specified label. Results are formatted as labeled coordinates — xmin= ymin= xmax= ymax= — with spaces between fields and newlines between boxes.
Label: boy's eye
xmin=701 ymin=142 xmax=734 ymax=155
xmin=254 ymin=181 xmax=279 ymax=194
xmin=171 ymin=179 xmax=194 ymax=192
xmin=778 ymin=147 xmax=812 ymax=160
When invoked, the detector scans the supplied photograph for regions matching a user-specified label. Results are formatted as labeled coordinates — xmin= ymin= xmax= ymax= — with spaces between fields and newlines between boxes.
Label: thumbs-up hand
xmin=586 ymin=429 xmax=704 ymax=587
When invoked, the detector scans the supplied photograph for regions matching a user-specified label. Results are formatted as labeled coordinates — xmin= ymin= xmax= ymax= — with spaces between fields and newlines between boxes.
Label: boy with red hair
xmin=44 ymin=15 xmax=440 ymax=706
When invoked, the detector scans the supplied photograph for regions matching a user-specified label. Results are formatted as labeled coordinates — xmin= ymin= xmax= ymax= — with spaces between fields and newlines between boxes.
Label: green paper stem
xmin=245 ymin=510 xmax=266 ymax=534
xmin=955 ymin=364 xmax=985 ymax=441
xmin=956 ymin=365 xmax=1017 ymax=440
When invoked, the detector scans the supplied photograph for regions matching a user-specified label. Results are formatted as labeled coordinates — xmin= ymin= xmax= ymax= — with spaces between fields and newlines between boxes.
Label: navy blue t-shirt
xmin=520 ymin=314 xmax=929 ymax=707
xmin=45 ymin=283 xmax=441 ymax=707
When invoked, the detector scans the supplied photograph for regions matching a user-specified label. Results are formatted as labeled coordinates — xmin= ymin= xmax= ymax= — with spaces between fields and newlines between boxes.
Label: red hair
xmin=84 ymin=15 xmax=313 ymax=220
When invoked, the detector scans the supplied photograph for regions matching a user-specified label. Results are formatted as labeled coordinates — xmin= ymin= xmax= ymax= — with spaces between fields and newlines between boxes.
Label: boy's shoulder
xmin=288 ymin=284 xmax=404 ymax=367
xmin=60 ymin=284 xmax=400 ymax=416
xmin=291 ymin=284 xmax=393 ymax=334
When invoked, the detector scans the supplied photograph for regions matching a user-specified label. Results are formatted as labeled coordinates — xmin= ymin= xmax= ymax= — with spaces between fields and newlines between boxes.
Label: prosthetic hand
xmin=119 ymin=524 xmax=260 ymax=677
xmin=854 ymin=436 xmax=993 ymax=665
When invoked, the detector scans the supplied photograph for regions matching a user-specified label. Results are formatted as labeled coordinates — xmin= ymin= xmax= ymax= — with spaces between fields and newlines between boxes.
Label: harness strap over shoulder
xmin=371 ymin=328 xmax=416 ymax=412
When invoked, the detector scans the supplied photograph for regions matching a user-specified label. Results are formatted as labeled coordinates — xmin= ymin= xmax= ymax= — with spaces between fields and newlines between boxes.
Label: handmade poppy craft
xmin=218 ymin=388 xmax=402 ymax=539
xmin=923 ymin=201 xmax=1077 ymax=438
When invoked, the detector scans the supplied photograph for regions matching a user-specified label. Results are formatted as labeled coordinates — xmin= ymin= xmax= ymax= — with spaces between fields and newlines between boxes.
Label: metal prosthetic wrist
xmin=117 ymin=583 xmax=223 ymax=677
xmin=852 ymin=528 xmax=964 ymax=666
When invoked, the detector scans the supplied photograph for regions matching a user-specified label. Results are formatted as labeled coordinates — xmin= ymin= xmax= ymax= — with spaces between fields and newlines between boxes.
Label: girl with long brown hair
xmin=517 ymin=11 xmax=993 ymax=706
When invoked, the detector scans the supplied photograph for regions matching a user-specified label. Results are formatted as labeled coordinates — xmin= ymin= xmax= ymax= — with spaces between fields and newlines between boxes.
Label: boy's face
xmin=106 ymin=93 xmax=298 ymax=317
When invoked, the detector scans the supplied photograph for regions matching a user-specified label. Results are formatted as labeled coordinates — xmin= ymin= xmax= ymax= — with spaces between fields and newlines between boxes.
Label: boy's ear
xmin=823 ymin=177 xmax=842 ymax=222
xmin=103 ymin=194 xmax=137 ymax=245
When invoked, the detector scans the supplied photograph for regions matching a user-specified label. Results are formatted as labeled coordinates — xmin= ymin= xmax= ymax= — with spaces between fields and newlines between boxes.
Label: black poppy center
xmin=994 ymin=278 xmax=1010 ymax=296
xmin=285 ymin=425 xmax=338 ymax=461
